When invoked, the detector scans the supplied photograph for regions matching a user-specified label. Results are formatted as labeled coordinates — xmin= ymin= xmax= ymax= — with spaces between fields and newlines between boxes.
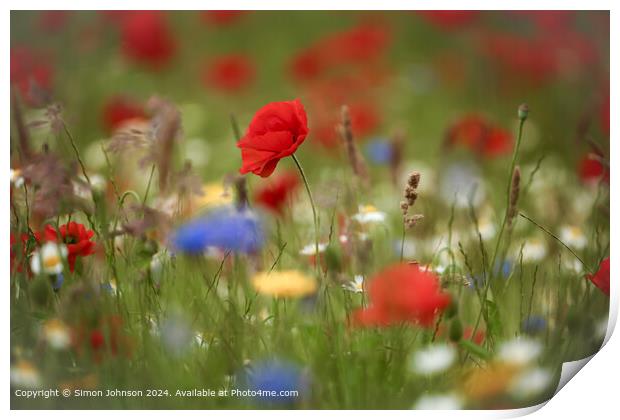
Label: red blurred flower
xmin=254 ymin=170 xmax=300 ymax=216
xmin=587 ymin=257 xmax=610 ymax=296
xmin=200 ymin=11 xmax=246 ymax=26
xmin=289 ymin=23 xmax=390 ymax=83
xmin=10 ymin=233 xmax=30 ymax=273
xmin=10 ymin=47 xmax=53 ymax=107
xmin=353 ymin=263 xmax=451 ymax=327
xmin=237 ymin=99 xmax=309 ymax=177
xmin=578 ymin=153 xmax=609 ymax=184
xmin=202 ymin=54 xmax=255 ymax=93
xmin=463 ymin=326 xmax=486 ymax=345
xmin=120 ymin=11 xmax=176 ymax=69
xmin=37 ymin=222 xmax=96 ymax=272
xmin=102 ymin=96 xmax=146 ymax=133
xmin=417 ymin=11 xmax=479 ymax=29
xmin=445 ymin=114 xmax=513 ymax=157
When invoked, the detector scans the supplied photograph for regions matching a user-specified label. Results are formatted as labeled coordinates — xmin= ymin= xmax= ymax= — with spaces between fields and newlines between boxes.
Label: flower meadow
xmin=9 ymin=10 xmax=610 ymax=410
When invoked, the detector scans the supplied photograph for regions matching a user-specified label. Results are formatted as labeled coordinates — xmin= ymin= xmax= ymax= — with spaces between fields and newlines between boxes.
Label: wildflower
xmin=444 ymin=114 xmax=513 ymax=157
xmin=237 ymin=99 xmax=309 ymax=177
xmin=401 ymin=171 xmax=424 ymax=229
xmin=11 ymin=360 xmax=41 ymax=388
xmin=352 ymin=205 xmax=387 ymax=225
xmin=10 ymin=46 xmax=53 ymax=107
xmin=498 ymin=337 xmax=542 ymax=366
xmin=520 ymin=238 xmax=547 ymax=263
xmin=10 ymin=232 xmax=30 ymax=273
xmin=413 ymin=393 xmax=464 ymax=410
xmin=10 ymin=168 xmax=25 ymax=188
xmin=409 ymin=344 xmax=456 ymax=375
xmin=353 ymin=263 xmax=451 ymax=328
xmin=342 ymin=275 xmax=365 ymax=293
xmin=417 ymin=11 xmax=478 ymax=29
xmin=510 ymin=368 xmax=553 ymax=399
xmin=30 ymin=242 xmax=67 ymax=275
xmin=191 ymin=182 xmax=233 ymax=211
xmin=439 ymin=161 xmax=485 ymax=208
xmin=365 ymin=139 xmax=393 ymax=165
xmin=299 ymin=242 xmax=328 ymax=256
xmin=462 ymin=362 xmax=519 ymax=400
xmin=253 ymin=171 xmax=300 ymax=216
xmin=521 ymin=316 xmax=547 ymax=334
xmin=245 ymin=359 xmax=307 ymax=406
xmin=463 ymin=326 xmax=485 ymax=345
xmin=101 ymin=95 xmax=146 ymax=133
xmin=251 ymin=270 xmax=317 ymax=298
xmin=170 ymin=209 xmax=264 ymax=254
xmin=120 ymin=11 xmax=176 ymax=69
xmin=202 ymin=54 xmax=255 ymax=93
xmin=586 ymin=257 xmax=610 ymax=296
xmin=559 ymin=225 xmax=587 ymax=250
xmin=37 ymin=222 xmax=96 ymax=272
xmin=41 ymin=318 xmax=71 ymax=350
xmin=476 ymin=214 xmax=497 ymax=240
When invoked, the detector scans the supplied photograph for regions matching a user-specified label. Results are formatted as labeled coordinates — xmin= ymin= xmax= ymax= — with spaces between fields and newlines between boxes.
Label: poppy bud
xmin=518 ymin=103 xmax=529 ymax=121
xmin=449 ymin=318 xmax=463 ymax=342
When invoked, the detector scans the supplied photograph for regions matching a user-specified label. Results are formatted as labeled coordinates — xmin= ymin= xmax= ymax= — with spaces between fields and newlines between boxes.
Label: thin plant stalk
xmin=291 ymin=153 xmax=320 ymax=277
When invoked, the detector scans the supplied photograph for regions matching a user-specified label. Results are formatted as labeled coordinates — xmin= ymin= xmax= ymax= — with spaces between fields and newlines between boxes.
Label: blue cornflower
xmin=522 ymin=316 xmax=547 ymax=334
xmin=245 ymin=359 xmax=307 ymax=406
xmin=52 ymin=274 xmax=64 ymax=291
xmin=365 ymin=139 xmax=393 ymax=165
xmin=170 ymin=209 xmax=264 ymax=254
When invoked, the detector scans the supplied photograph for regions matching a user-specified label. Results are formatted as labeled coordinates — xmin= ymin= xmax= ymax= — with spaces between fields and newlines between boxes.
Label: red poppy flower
xmin=200 ymin=11 xmax=246 ymax=26
xmin=202 ymin=54 xmax=255 ymax=93
xmin=587 ymin=257 xmax=610 ymax=296
xmin=578 ymin=153 xmax=609 ymax=184
xmin=290 ymin=48 xmax=327 ymax=82
xmin=353 ymin=263 xmax=451 ymax=327
xmin=37 ymin=222 xmax=96 ymax=272
xmin=120 ymin=11 xmax=175 ymax=69
xmin=10 ymin=46 xmax=53 ymax=107
xmin=237 ymin=99 xmax=309 ymax=177
xmin=463 ymin=326 xmax=486 ymax=345
xmin=445 ymin=115 xmax=513 ymax=157
xmin=102 ymin=96 xmax=146 ymax=133
xmin=254 ymin=170 xmax=300 ymax=216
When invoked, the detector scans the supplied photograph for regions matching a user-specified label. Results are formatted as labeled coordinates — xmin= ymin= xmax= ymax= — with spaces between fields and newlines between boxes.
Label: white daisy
xmin=342 ymin=275 xmax=365 ymax=293
xmin=41 ymin=319 xmax=71 ymax=350
xmin=410 ymin=344 xmax=457 ymax=375
xmin=520 ymin=238 xmax=547 ymax=263
xmin=11 ymin=361 xmax=41 ymax=388
xmin=559 ymin=226 xmax=587 ymax=250
xmin=30 ymin=242 xmax=68 ymax=275
xmin=414 ymin=393 xmax=463 ymax=410
xmin=10 ymin=168 xmax=25 ymax=188
xmin=498 ymin=337 xmax=542 ymax=366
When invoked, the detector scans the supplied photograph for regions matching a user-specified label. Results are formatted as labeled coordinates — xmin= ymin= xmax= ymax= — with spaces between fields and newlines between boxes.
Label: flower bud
xmin=518 ymin=103 xmax=529 ymax=121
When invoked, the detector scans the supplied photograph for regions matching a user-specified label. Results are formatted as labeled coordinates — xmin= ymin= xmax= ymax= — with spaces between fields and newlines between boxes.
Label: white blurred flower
xmin=498 ymin=337 xmax=542 ymax=366
xmin=410 ymin=344 xmax=456 ymax=375
xmin=440 ymin=161 xmax=485 ymax=209
xmin=476 ymin=215 xmax=496 ymax=241
xmin=184 ymin=138 xmax=211 ymax=168
xmin=41 ymin=319 xmax=71 ymax=350
xmin=520 ymin=238 xmax=547 ymax=263
xmin=414 ymin=393 xmax=463 ymax=410
xmin=11 ymin=361 xmax=41 ymax=388
xmin=559 ymin=226 xmax=587 ymax=250
xmin=510 ymin=368 xmax=553 ymax=399
xmin=352 ymin=205 xmax=387 ymax=225
xmin=299 ymin=242 xmax=328 ymax=256
xmin=150 ymin=250 xmax=170 ymax=286
xmin=160 ymin=312 xmax=192 ymax=357
xmin=10 ymin=168 xmax=25 ymax=188
xmin=342 ymin=275 xmax=365 ymax=293
xmin=30 ymin=242 xmax=68 ymax=275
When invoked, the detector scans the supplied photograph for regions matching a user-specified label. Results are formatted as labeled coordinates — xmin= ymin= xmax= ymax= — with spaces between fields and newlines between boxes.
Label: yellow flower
xmin=193 ymin=182 xmax=233 ymax=211
xmin=461 ymin=362 xmax=519 ymax=400
xmin=252 ymin=270 xmax=317 ymax=298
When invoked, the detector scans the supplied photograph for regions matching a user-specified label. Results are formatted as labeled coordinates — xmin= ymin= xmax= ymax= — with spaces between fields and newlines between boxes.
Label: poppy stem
xmin=291 ymin=154 xmax=320 ymax=276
